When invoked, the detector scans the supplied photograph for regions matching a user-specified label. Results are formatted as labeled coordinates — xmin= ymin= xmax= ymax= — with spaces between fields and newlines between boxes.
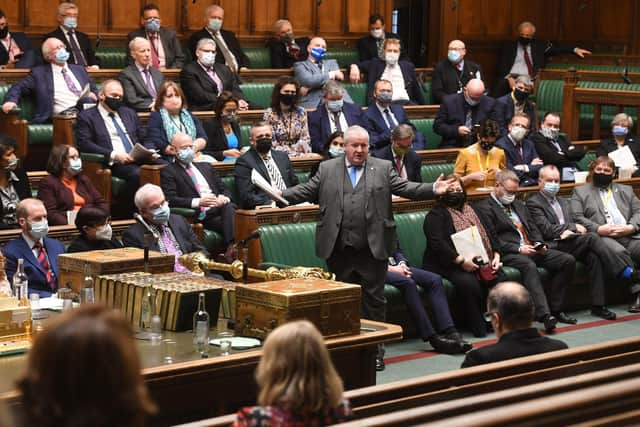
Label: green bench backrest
xmin=420 ymin=163 xmax=454 ymax=183
xmin=394 ymin=211 xmax=427 ymax=266
xmin=412 ymin=118 xmax=441 ymax=149
xmin=535 ymin=79 xmax=564 ymax=121
xmin=259 ymin=222 xmax=327 ymax=268
xmin=325 ymin=49 xmax=359 ymax=68
xmin=577 ymin=152 xmax=596 ymax=171
xmin=95 ymin=47 xmax=128 ymax=69
xmin=240 ymin=82 xmax=274 ymax=109
xmin=545 ymin=63 xmax=640 ymax=72
xmin=577 ymin=81 xmax=640 ymax=123
xmin=421 ymin=81 xmax=433 ymax=105
xmin=343 ymin=82 xmax=368 ymax=107
xmin=243 ymin=48 xmax=271 ymax=68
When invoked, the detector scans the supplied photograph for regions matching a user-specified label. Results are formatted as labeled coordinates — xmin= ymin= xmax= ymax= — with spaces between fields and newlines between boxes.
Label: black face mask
xmin=255 ymin=137 xmax=273 ymax=154
xmin=280 ymin=93 xmax=296 ymax=106
xmin=480 ymin=141 xmax=494 ymax=151
xmin=514 ymin=88 xmax=529 ymax=102
xmin=592 ymin=172 xmax=613 ymax=188
xmin=0 ymin=26 xmax=8 ymax=40
xmin=104 ymin=96 xmax=123 ymax=111
xmin=442 ymin=191 xmax=466 ymax=208
xmin=519 ymin=36 xmax=532 ymax=46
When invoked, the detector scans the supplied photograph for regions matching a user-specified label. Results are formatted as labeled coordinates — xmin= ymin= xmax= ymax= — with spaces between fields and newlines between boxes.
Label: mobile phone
xmin=532 ymin=242 xmax=546 ymax=251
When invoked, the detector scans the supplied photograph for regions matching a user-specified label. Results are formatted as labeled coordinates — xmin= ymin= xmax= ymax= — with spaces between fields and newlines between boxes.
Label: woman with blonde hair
xmin=233 ymin=320 xmax=352 ymax=426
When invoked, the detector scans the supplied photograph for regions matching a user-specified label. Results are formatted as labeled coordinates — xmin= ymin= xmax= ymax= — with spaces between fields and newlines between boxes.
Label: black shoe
xmin=375 ymin=356 xmax=385 ymax=371
xmin=553 ymin=312 xmax=577 ymax=325
xmin=591 ymin=306 xmax=617 ymax=320
xmin=444 ymin=332 xmax=473 ymax=353
xmin=629 ymin=293 xmax=640 ymax=313
xmin=429 ymin=334 xmax=466 ymax=354
xmin=542 ymin=314 xmax=557 ymax=333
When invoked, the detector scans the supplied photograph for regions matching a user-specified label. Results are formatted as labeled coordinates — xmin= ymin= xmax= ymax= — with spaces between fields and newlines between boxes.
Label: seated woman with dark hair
xmin=37 ymin=145 xmax=108 ymax=226
xmin=67 ymin=206 xmax=123 ymax=253
xmin=0 ymin=135 xmax=30 ymax=229
xmin=18 ymin=305 xmax=156 ymax=427
xmin=308 ymin=130 xmax=344 ymax=180
xmin=202 ymin=91 xmax=243 ymax=162
xmin=233 ymin=320 xmax=352 ymax=426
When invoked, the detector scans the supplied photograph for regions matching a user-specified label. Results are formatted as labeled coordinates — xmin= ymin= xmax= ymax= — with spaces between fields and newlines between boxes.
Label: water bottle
xmin=13 ymin=258 xmax=28 ymax=306
xmin=193 ymin=293 xmax=210 ymax=355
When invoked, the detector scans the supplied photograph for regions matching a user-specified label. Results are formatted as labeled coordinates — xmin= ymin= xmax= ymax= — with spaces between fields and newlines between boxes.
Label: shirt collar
xmin=51 ymin=62 xmax=68 ymax=73
xmin=21 ymin=232 xmax=40 ymax=249
xmin=8 ymin=171 xmax=19 ymax=182
xmin=345 ymin=157 xmax=365 ymax=169
xmin=540 ymin=189 xmax=557 ymax=203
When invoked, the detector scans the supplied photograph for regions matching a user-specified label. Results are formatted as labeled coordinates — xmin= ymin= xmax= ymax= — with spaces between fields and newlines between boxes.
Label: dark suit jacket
xmin=122 ymin=214 xmax=207 ymax=256
xmin=67 ymin=235 xmax=123 ymax=253
xmin=179 ymin=61 xmax=244 ymax=112
xmin=364 ymin=102 xmax=425 ymax=149
xmin=267 ymin=37 xmax=309 ymax=68
xmin=475 ymin=196 xmax=545 ymax=255
xmin=496 ymin=39 xmax=577 ymax=81
xmin=433 ymin=93 xmax=497 ymax=148
xmin=357 ymin=58 xmax=425 ymax=105
xmin=4 ymin=63 xmax=97 ymax=123
xmin=372 ymin=144 xmax=422 ymax=183
xmin=44 ymin=27 xmax=99 ymax=67
xmin=431 ymin=59 xmax=482 ymax=104
xmin=461 ymin=328 xmax=568 ymax=368
xmin=188 ymin=28 xmax=250 ymax=69
xmin=356 ymin=32 xmax=402 ymax=61
xmin=495 ymin=135 xmax=541 ymax=186
xmin=0 ymin=168 xmax=31 ymax=230
xmin=202 ymin=117 xmax=242 ymax=161
xmin=146 ymin=110 xmax=207 ymax=154
xmin=76 ymin=105 xmax=147 ymax=158
xmin=495 ymin=94 xmax=538 ymax=135
xmin=234 ymin=148 xmax=299 ymax=209
xmin=597 ymin=137 xmax=640 ymax=161
xmin=0 ymin=32 xmax=39 ymax=68
xmin=127 ymin=27 xmax=184 ymax=68
xmin=118 ymin=64 xmax=164 ymax=112
xmin=161 ymin=161 xmax=231 ymax=210
xmin=308 ymin=102 xmax=369 ymax=153
xmin=530 ymin=132 xmax=585 ymax=172
xmin=37 ymin=174 xmax=108 ymax=226
xmin=3 ymin=235 xmax=65 ymax=294
xmin=526 ymin=192 xmax=579 ymax=248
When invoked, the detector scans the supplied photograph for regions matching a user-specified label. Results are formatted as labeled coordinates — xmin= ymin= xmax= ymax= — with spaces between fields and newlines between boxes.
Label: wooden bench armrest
xmin=52 ymin=114 xmax=77 ymax=146
xmin=0 ymin=109 xmax=28 ymax=158
xmin=140 ymin=163 xmax=167 ymax=187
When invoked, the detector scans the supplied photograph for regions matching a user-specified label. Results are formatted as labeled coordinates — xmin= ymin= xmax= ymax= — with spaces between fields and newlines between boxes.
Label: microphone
xmin=134 ymin=213 xmax=160 ymax=240
xmin=239 ymin=230 xmax=261 ymax=246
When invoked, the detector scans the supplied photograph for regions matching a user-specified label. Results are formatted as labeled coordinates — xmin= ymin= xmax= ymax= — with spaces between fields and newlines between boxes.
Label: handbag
xmin=476 ymin=263 xmax=497 ymax=283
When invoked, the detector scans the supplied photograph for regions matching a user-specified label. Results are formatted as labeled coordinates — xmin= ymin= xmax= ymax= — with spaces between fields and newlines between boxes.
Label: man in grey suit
xmin=294 ymin=37 xmax=353 ymax=109
xmin=281 ymin=125 xmax=452 ymax=370
xmin=127 ymin=3 xmax=184 ymax=69
xmin=119 ymin=37 xmax=164 ymax=112
xmin=571 ymin=156 xmax=640 ymax=312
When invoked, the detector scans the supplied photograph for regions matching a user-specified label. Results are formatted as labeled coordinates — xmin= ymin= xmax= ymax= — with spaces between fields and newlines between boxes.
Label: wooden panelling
xmin=285 ymin=0 xmax=315 ymax=35
xmin=185 ymin=0 xmax=208 ymax=33
xmin=559 ymin=0 xmax=595 ymax=41
xmin=317 ymin=0 xmax=344 ymax=35
xmin=107 ymin=0 xmax=141 ymax=32
xmin=457 ymin=0 xmax=484 ymax=38
xmin=595 ymin=1 xmax=633 ymax=42
xmin=346 ymin=0 xmax=371 ymax=34
xmin=251 ymin=0 xmax=282 ymax=34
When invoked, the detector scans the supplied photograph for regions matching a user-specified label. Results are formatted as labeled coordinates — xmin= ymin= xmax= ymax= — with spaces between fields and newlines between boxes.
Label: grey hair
xmin=134 ymin=184 xmax=163 ymax=211
xmin=129 ymin=37 xmax=150 ymax=53
xmin=322 ymin=80 xmax=344 ymax=97
xmin=612 ymin=112 xmax=634 ymax=129
xmin=57 ymin=2 xmax=78 ymax=16
xmin=538 ymin=164 xmax=559 ymax=180
xmin=391 ymin=124 xmax=414 ymax=141
xmin=515 ymin=75 xmax=533 ymax=88
xmin=495 ymin=169 xmax=520 ymax=185
xmin=205 ymin=4 xmax=223 ymax=16
xmin=344 ymin=125 xmax=370 ymax=146
xmin=196 ymin=38 xmax=216 ymax=51
xmin=274 ymin=19 xmax=291 ymax=34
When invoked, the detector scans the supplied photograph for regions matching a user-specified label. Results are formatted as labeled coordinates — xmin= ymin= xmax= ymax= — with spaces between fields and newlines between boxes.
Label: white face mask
xmin=509 ymin=125 xmax=527 ymax=142
xmin=385 ymin=52 xmax=399 ymax=65
xmin=499 ymin=193 xmax=516 ymax=205
xmin=95 ymin=224 xmax=112 ymax=241
xmin=370 ymin=28 xmax=384 ymax=39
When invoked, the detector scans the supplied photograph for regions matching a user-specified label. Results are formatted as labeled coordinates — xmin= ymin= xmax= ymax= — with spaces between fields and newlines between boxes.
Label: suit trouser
xmin=201 ymin=203 xmax=235 ymax=245
xmin=386 ymin=268 xmax=454 ymax=341
xmin=502 ymin=249 xmax=575 ymax=319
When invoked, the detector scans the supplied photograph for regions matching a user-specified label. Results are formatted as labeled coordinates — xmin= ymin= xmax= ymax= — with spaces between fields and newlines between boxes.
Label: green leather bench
xmin=239 ymin=82 xmax=274 ymax=109
xmin=325 ymin=49 xmax=359 ymax=68
xmin=412 ymin=118 xmax=441 ymax=149
xmin=343 ymin=82 xmax=368 ymax=107
xmin=243 ymin=48 xmax=271 ymax=69
xmin=545 ymin=63 xmax=640 ymax=72
xmin=95 ymin=47 xmax=128 ymax=69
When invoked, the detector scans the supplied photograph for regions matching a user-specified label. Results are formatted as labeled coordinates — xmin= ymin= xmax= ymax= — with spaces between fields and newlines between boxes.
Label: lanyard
xmin=476 ymin=149 xmax=490 ymax=172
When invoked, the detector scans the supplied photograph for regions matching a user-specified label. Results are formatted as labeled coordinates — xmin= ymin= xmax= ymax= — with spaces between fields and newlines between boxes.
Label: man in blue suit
xmin=0 ymin=10 xmax=39 ymax=69
xmin=3 ymin=199 xmax=65 ymax=296
xmin=1 ymin=37 xmax=97 ymax=123
xmin=372 ymin=124 xmax=423 ymax=183
xmin=496 ymin=113 xmax=542 ymax=187
xmin=365 ymin=79 xmax=425 ymax=150
xmin=308 ymin=80 xmax=368 ymax=153
xmin=495 ymin=75 xmax=537 ymax=136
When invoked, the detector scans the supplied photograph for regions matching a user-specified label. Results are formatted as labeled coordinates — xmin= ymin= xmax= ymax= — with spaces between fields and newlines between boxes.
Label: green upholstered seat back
xmin=95 ymin=47 xmax=128 ymax=69
xmin=420 ymin=163 xmax=454 ymax=183
xmin=239 ymin=82 xmax=274 ymax=109
xmin=394 ymin=211 xmax=427 ymax=267
xmin=343 ymin=82 xmax=368 ymax=107
xmin=535 ymin=79 xmax=564 ymax=121
xmin=325 ymin=49 xmax=359 ymax=68
xmin=221 ymin=175 xmax=237 ymax=204
xmin=421 ymin=81 xmax=433 ymax=105
xmin=240 ymin=124 xmax=252 ymax=147
xmin=243 ymin=48 xmax=272 ymax=68
xmin=412 ymin=118 xmax=441 ymax=149
xmin=259 ymin=222 xmax=327 ymax=269
xmin=577 ymin=152 xmax=596 ymax=171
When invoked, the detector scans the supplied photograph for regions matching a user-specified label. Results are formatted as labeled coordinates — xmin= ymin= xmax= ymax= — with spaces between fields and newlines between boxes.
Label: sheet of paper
xmin=130 ymin=143 xmax=159 ymax=163
xmin=450 ymin=225 xmax=489 ymax=263
xmin=251 ymin=169 xmax=289 ymax=206
xmin=609 ymin=145 xmax=636 ymax=168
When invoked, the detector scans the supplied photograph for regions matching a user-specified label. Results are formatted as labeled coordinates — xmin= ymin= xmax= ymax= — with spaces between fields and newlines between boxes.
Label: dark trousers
xmin=502 ymin=249 xmax=575 ymax=319
xmin=111 ymin=163 xmax=141 ymax=189
xmin=201 ymin=203 xmax=235 ymax=245
xmin=386 ymin=267 xmax=454 ymax=341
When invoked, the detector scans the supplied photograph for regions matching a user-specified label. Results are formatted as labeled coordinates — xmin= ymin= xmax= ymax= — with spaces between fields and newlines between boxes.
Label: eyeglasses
xmin=483 ymin=311 xmax=497 ymax=322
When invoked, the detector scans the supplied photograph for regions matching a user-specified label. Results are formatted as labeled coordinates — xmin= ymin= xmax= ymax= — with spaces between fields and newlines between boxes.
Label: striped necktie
xmin=33 ymin=241 xmax=56 ymax=289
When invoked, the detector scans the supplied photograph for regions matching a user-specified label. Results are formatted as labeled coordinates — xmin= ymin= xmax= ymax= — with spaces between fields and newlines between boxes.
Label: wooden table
xmin=0 ymin=319 xmax=402 ymax=426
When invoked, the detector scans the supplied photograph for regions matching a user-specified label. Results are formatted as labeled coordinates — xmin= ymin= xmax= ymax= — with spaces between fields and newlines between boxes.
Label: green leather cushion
xmin=243 ymin=48 xmax=271 ymax=68
xmin=259 ymin=222 xmax=327 ymax=269
xmin=325 ymin=49 xmax=359 ymax=68
xmin=239 ymin=82 xmax=274 ymax=109
xmin=412 ymin=118 xmax=441 ymax=149
xmin=28 ymin=124 xmax=54 ymax=145
xmin=343 ymin=82 xmax=368 ymax=107
xmin=577 ymin=152 xmax=596 ymax=171
xmin=202 ymin=229 xmax=225 ymax=253
xmin=95 ymin=47 xmax=128 ymax=69
xmin=420 ymin=163 xmax=454 ymax=183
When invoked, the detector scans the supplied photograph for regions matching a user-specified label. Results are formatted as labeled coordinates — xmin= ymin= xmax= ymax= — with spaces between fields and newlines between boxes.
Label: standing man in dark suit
xmin=432 ymin=39 xmax=482 ymax=104
xmin=527 ymin=165 xmax=640 ymax=320
xmin=372 ymin=124 xmax=422 ymax=183
xmin=234 ymin=122 xmax=299 ymax=209
xmin=3 ymin=199 xmax=66 ymax=296
xmin=127 ymin=3 xmax=184 ymax=69
xmin=0 ymin=9 xmax=39 ymax=69
xmin=495 ymin=75 xmax=537 ymax=135
xmin=365 ymin=80 xmax=425 ymax=150
xmin=123 ymin=184 xmax=208 ymax=273
xmin=357 ymin=14 xmax=402 ymax=62
xmin=180 ymin=38 xmax=248 ymax=112
xmin=268 ymin=19 xmax=309 ymax=69
xmin=434 ymin=79 xmax=497 ymax=148
xmin=44 ymin=2 xmax=99 ymax=68
xmin=281 ymin=125 xmax=452 ymax=371
xmin=495 ymin=113 xmax=542 ymax=187
xmin=1 ymin=37 xmax=98 ymax=123
xmin=188 ymin=5 xmax=250 ymax=73
xmin=476 ymin=170 xmax=577 ymax=332
xmin=493 ymin=21 xmax=591 ymax=96
xmin=119 ymin=37 xmax=164 ymax=112
xmin=161 ymin=132 xmax=235 ymax=259
xmin=461 ymin=282 xmax=568 ymax=368
xmin=308 ymin=80 xmax=367 ymax=153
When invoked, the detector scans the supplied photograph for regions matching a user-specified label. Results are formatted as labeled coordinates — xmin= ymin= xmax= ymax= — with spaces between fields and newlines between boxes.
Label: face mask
xmin=519 ymin=36 xmax=532 ymax=46
xmin=5 ymin=157 xmax=17 ymax=172
xmin=104 ymin=96 xmax=123 ymax=111
xmin=541 ymin=127 xmax=560 ymax=140
xmin=327 ymin=99 xmax=343 ymax=112
xmin=68 ymin=158 xmax=82 ymax=175
xmin=95 ymin=224 xmax=112 ymax=241
xmin=329 ymin=146 xmax=344 ymax=157
xmin=385 ymin=52 xmax=399 ymax=66
xmin=392 ymin=144 xmax=409 ymax=157
xmin=151 ymin=203 xmax=170 ymax=224
xmin=465 ymin=94 xmax=480 ymax=106
xmin=281 ymin=32 xmax=295 ymax=42
xmin=279 ymin=93 xmax=296 ymax=106
xmin=0 ymin=26 xmax=9 ymax=39
xmin=63 ymin=17 xmax=78 ymax=30
xmin=480 ymin=141 xmax=494 ymax=151
xmin=55 ymin=48 xmax=70 ymax=63
xmin=370 ymin=28 xmax=384 ymax=39
xmin=513 ymin=88 xmax=529 ymax=101
xmin=592 ymin=172 xmax=613 ymax=188
xmin=510 ymin=125 xmax=527 ymax=142
xmin=208 ymin=18 xmax=222 ymax=32
xmin=543 ymin=182 xmax=560 ymax=197
xmin=145 ymin=19 xmax=160 ymax=33
xmin=443 ymin=191 xmax=466 ymax=207
xmin=499 ymin=193 xmax=516 ymax=205
xmin=447 ymin=50 xmax=461 ymax=64
xmin=176 ymin=147 xmax=195 ymax=164
xmin=255 ymin=137 xmax=273 ymax=154
xmin=29 ymin=219 xmax=49 ymax=240
xmin=222 ymin=111 xmax=237 ymax=122
xmin=310 ymin=47 xmax=326 ymax=61
xmin=199 ymin=51 xmax=216 ymax=67
xmin=613 ymin=125 xmax=629 ymax=137
xmin=377 ymin=91 xmax=393 ymax=105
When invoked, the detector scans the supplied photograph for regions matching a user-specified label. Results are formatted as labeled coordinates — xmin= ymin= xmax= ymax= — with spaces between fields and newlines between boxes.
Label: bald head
xmin=487 ymin=282 xmax=534 ymax=335
xmin=464 ymin=78 xmax=485 ymax=104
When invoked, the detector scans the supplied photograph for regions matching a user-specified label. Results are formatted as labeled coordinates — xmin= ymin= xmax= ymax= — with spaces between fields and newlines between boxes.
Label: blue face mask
xmin=68 ymin=158 xmax=82 ymax=175
xmin=29 ymin=219 xmax=49 ymax=240
xmin=55 ymin=48 xmax=70 ymax=63
xmin=448 ymin=50 xmax=461 ymax=64
xmin=310 ymin=47 xmax=326 ymax=61
xmin=543 ymin=182 xmax=560 ymax=197
xmin=177 ymin=147 xmax=195 ymax=164
xmin=200 ymin=51 xmax=216 ymax=67
xmin=63 ymin=17 xmax=78 ymax=30
xmin=145 ymin=18 xmax=160 ymax=33
xmin=327 ymin=99 xmax=343 ymax=112
xmin=151 ymin=203 xmax=170 ymax=224
xmin=208 ymin=18 xmax=222 ymax=32
xmin=613 ymin=125 xmax=629 ymax=137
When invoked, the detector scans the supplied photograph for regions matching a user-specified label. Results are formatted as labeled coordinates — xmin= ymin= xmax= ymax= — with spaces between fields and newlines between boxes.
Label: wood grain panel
xmin=219 ymin=0 xmax=248 ymax=34
xmin=74 ymin=0 xmax=100 ymax=33
xmin=346 ymin=0 xmax=371 ymax=34
xmin=3 ymin=0 xmax=22 ymax=26
xmin=485 ymin=0 xmax=510 ymax=36
xmin=317 ymin=0 xmax=343 ymax=34
xmin=251 ymin=0 xmax=281 ymax=33
xmin=153 ymin=0 xmax=181 ymax=31
xmin=559 ymin=0 xmax=594 ymax=41
xmin=595 ymin=0 xmax=633 ymax=41
xmin=185 ymin=0 xmax=209 ymax=32
xmin=510 ymin=0 xmax=557 ymax=39
xmin=108 ymin=0 xmax=144 ymax=32
xmin=457 ymin=0 xmax=483 ymax=37
xmin=23 ymin=0 xmax=57 ymax=29
xmin=286 ymin=0 xmax=315 ymax=36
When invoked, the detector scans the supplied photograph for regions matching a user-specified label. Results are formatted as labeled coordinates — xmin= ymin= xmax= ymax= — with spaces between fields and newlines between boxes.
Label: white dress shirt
xmin=51 ymin=63 xmax=82 ymax=114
